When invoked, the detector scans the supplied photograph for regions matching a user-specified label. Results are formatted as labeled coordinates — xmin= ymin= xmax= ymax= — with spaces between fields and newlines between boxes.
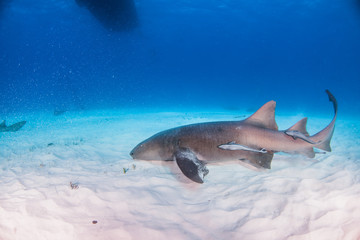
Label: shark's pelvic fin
xmin=244 ymin=100 xmax=278 ymax=130
xmin=174 ymin=148 xmax=209 ymax=184
xmin=239 ymin=151 xmax=274 ymax=169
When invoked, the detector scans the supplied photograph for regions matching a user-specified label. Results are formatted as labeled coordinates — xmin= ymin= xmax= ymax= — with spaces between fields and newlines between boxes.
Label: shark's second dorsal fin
xmin=287 ymin=117 xmax=309 ymax=136
xmin=0 ymin=120 xmax=6 ymax=128
xmin=244 ymin=101 xmax=278 ymax=130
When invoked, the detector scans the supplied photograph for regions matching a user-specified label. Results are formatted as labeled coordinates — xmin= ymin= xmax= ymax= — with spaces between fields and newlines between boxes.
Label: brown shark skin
xmin=130 ymin=90 xmax=337 ymax=182
xmin=133 ymin=121 xmax=304 ymax=159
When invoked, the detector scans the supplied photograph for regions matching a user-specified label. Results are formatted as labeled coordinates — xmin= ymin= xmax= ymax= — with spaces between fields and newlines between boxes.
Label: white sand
xmin=1 ymin=109 xmax=359 ymax=240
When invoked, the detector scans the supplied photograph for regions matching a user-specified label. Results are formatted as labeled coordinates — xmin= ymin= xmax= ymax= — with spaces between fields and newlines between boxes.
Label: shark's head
xmin=130 ymin=134 xmax=173 ymax=161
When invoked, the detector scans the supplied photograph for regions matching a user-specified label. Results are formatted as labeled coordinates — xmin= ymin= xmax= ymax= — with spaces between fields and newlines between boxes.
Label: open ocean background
xmin=1 ymin=1 xmax=360 ymax=239
xmin=1 ymin=0 xmax=360 ymax=116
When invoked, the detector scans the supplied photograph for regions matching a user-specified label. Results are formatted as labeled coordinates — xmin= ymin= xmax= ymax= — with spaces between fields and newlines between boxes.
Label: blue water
xmin=1 ymin=0 xmax=360 ymax=116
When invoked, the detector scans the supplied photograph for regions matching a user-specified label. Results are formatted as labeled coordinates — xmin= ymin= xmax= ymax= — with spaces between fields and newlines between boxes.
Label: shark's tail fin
xmin=310 ymin=90 xmax=337 ymax=152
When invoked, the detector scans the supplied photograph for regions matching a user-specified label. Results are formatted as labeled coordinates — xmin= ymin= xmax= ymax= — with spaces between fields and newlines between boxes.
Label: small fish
xmin=284 ymin=130 xmax=318 ymax=144
xmin=54 ymin=110 xmax=67 ymax=116
xmin=218 ymin=141 xmax=267 ymax=153
xmin=70 ymin=182 xmax=79 ymax=189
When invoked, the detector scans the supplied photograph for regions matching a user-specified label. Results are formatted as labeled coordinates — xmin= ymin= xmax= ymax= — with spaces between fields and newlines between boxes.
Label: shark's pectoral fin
xmin=239 ymin=152 xmax=274 ymax=169
xmin=174 ymin=148 xmax=209 ymax=184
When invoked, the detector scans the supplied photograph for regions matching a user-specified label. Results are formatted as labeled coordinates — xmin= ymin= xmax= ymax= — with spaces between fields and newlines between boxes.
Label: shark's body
xmin=130 ymin=90 xmax=337 ymax=183
xmin=0 ymin=120 xmax=26 ymax=132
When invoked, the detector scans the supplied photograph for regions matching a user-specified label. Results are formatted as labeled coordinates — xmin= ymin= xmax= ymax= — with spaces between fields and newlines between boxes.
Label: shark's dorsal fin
xmin=244 ymin=101 xmax=278 ymax=130
xmin=0 ymin=120 xmax=6 ymax=128
xmin=287 ymin=117 xmax=309 ymax=136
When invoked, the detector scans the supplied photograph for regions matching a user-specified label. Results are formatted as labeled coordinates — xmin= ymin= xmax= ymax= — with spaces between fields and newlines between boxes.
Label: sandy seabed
xmin=1 ymin=109 xmax=360 ymax=240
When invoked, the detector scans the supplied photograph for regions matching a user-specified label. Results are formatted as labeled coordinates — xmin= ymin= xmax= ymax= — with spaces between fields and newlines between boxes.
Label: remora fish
xmin=130 ymin=90 xmax=337 ymax=183
xmin=0 ymin=120 xmax=26 ymax=132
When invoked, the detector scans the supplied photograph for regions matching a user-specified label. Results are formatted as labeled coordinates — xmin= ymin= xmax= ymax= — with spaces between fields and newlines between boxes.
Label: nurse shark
xmin=130 ymin=90 xmax=337 ymax=183
xmin=0 ymin=120 xmax=26 ymax=132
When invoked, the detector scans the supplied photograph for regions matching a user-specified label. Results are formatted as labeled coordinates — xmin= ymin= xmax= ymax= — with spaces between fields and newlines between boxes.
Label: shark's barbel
xmin=130 ymin=90 xmax=337 ymax=183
